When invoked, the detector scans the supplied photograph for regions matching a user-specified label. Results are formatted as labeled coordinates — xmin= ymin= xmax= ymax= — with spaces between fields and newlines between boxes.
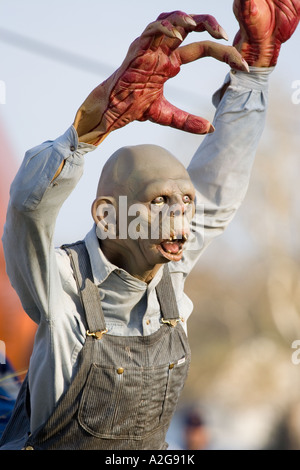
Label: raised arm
xmin=186 ymin=0 xmax=300 ymax=263
xmin=2 ymin=10 xmax=248 ymax=322
xmin=73 ymin=11 xmax=249 ymax=146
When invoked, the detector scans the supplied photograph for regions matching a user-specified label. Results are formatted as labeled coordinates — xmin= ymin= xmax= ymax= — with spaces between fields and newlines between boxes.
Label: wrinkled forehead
xmin=134 ymin=175 xmax=195 ymax=203
xmin=97 ymin=144 xmax=194 ymax=199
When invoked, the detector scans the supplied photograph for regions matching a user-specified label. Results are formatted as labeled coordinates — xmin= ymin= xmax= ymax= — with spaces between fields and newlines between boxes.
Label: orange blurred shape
xmin=0 ymin=118 xmax=36 ymax=374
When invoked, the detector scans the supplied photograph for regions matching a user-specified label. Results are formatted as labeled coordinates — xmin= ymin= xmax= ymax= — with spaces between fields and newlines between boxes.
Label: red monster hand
xmin=233 ymin=0 xmax=300 ymax=66
xmin=74 ymin=11 xmax=249 ymax=145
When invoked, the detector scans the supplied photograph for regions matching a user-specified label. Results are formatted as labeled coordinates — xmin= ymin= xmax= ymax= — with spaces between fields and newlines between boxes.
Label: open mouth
xmin=157 ymin=234 xmax=188 ymax=262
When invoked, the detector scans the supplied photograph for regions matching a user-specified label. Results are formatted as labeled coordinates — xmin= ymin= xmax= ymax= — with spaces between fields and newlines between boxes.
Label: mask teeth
xmin=168 ymin=234 xmax=188 ymax=242
xmin=169 ymin=234 xmax=179 ymax=241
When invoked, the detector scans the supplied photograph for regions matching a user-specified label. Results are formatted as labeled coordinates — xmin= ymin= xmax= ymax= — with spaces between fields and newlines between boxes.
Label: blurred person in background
xmin=184 ymin=408 xmax=211 ymax=450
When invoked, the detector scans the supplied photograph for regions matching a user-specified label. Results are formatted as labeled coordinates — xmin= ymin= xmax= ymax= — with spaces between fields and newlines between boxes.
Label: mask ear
xmin=91 ymin=196 xmax=117 ymax=239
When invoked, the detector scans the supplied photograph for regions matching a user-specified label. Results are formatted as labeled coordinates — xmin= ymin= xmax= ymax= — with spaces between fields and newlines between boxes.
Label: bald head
xmin=92 ymin=144 xmax=196 ymax=275
xmin=96 ymin=144 xmax=192 ymax=200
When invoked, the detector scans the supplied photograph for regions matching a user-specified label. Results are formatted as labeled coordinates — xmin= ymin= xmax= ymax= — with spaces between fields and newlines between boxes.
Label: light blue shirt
xmin=2 ymin=67 xmax=272 ymax=438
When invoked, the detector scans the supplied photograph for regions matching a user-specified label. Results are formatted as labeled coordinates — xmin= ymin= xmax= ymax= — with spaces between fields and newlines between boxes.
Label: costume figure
xmin=1 ymin=1 xmax=299 ymax=450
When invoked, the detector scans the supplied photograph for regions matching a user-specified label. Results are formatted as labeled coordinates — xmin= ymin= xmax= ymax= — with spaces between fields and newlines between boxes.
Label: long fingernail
xmin=173 ymin=29 xmax=183 ymax=41
xmin=242 ymin=58 xmax=250 ymax=72
xmin=185 ymin=16 xmax=197 ymax=27
xmin=219 ymin=26 xmax=228 ymax=41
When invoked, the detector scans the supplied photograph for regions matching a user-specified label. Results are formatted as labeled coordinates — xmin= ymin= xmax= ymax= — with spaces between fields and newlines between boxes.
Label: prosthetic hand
xmin=73 ymin=11 xmax=249 ymax=145
xmin=233 ymin=0 xmax=300 ymax=66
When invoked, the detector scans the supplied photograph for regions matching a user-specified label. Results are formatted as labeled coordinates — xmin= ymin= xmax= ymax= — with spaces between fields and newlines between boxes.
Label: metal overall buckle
xmin=86 ymin=328 xmax=108 ymax=340
xmin=161 ymin=317 xmax=183 ymax=328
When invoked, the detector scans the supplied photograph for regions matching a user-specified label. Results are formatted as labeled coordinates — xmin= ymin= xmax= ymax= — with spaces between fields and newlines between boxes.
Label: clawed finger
xmin=191 ymin=14 xmax=229 ymax=40
xmin=141 ymin=10 xmax=228 ymax=52
xmin=146 ymin=95 xmax=214 ymax=135
xmin=178 ymin=41 xmax=249 ymax=72
xmin=157 ymin=11 xmax=197 ymax=29
xmin=143 ymin=20 xmax=184 ymax=42
xmin=210 ymin=43 xmax=250 ymax=71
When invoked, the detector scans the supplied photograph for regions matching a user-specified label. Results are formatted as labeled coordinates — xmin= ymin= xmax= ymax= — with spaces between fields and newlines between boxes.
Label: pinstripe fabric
xmin=63 ymin=242 xmax=107 ymax=333
xmin=17 ymin=242 xmax=191 ymax=450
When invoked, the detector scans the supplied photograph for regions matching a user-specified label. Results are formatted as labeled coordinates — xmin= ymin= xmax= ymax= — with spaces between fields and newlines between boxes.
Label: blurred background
xmin=0 ymin=0 xmax=300 ymax=449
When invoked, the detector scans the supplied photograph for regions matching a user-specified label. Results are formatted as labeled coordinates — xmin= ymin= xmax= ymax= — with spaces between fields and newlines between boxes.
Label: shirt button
xmin=117 ymin=367 xmax=124 ymax=374
xmin=146 ymin=319 xmax=151 ymax=325
xmin=70 ymin=145 xmax=75 ymax=152
xmin=24 ymin=445 xmax=34 ymax=450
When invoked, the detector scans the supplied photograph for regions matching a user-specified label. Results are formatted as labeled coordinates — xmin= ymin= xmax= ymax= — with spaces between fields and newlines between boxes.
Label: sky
xmin=0 ymin=0 xmax=299 ymax=246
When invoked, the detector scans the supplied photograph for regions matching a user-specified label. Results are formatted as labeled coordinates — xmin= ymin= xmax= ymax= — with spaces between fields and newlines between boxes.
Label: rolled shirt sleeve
xmin=2 ymin=125 xmax=96 ymax=324
xmin=180 ymin=67 xmax=274 ymax=272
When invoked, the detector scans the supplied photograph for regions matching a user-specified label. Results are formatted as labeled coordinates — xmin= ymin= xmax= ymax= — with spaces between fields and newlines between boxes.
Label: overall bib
xmin=0 ymin=242 xmax=191 ymax=450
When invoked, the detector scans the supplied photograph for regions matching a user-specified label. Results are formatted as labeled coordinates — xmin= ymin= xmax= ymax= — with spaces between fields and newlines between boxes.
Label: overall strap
xmin=155 ymin=265 xmax=182 ymax=327
xmin=62 ymin=241 xmax=107 ymax=339
xmin=63 ymin=241 xmax=181 ymax=331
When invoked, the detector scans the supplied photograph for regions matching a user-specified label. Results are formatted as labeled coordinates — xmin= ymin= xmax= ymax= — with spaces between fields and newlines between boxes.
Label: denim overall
xmin=0 ymin=242 xmax=191 ymax=450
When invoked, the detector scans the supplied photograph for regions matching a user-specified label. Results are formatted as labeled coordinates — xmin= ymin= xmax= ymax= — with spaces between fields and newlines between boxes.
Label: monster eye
xmin=183 ymin=195 xmax=191 ymax=204
xmin=151 ymin=196 xmax=166 ymax=206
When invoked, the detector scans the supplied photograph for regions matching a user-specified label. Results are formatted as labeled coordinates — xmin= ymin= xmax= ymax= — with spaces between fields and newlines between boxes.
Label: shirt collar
xmin=84 ymin=225 xmax=118 ymax=285
xmin=84 ymin=225 xmax=164 ymax=290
